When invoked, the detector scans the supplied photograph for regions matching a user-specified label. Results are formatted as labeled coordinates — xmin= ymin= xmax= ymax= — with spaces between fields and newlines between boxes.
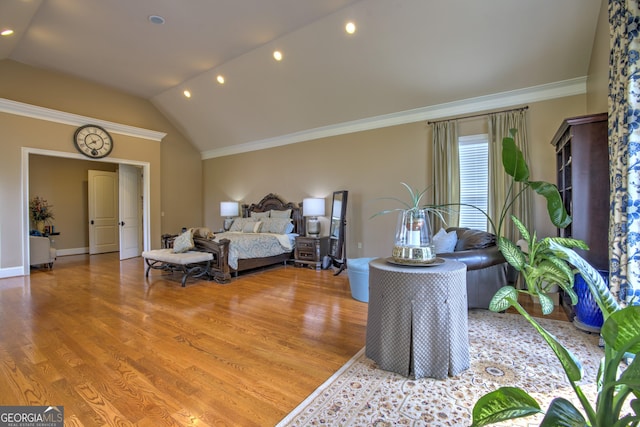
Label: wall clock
xmin=73 ymin=124 xmax=114 ymax=158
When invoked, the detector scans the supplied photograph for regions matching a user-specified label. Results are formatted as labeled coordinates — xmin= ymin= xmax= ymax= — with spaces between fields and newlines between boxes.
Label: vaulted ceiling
xmin=1 ymin=0 xmax=603 ymax=158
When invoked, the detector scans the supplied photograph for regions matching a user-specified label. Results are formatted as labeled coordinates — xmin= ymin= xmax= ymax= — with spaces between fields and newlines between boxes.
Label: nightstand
xmin=294 ymin=236 xmax=329 ymax=269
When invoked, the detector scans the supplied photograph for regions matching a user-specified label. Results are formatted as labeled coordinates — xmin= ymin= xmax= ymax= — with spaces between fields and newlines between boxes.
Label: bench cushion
xmin=142 ymin=249 xmax=212 ymax=264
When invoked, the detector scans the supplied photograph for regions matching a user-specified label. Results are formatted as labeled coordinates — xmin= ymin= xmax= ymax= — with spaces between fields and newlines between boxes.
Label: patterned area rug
xmin=277 ymin=310 xmax=602 ymax=427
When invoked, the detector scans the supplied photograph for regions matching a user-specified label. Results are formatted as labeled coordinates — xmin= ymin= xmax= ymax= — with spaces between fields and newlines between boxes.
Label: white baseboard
xmin=55 ymin=247 xmax=89 ymax=256
xmin=1 ymin=247 xmax=93 ymax=279
xmin=0 ymin=266 xmax=26 ymax=279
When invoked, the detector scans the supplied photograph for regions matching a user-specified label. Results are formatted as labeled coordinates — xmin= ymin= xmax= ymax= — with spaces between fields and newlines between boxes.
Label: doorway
xmin=86 ymin=166 xmax=143 ymax=258
xmin=22 ymin=148 xmax=150 ymax=275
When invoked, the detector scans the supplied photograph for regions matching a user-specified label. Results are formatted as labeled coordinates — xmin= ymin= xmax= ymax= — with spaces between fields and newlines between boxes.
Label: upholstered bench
xmin=141 ymin=248 xmax=213 ymax=287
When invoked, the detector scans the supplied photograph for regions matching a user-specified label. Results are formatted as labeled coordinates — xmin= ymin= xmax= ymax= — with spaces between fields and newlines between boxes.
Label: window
xmin=458 ymin=134 xmax=489 ymax=231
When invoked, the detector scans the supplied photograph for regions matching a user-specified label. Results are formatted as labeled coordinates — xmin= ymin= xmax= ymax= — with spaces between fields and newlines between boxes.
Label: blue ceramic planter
xmin=573 ymin=270 xmax=608 ymax=332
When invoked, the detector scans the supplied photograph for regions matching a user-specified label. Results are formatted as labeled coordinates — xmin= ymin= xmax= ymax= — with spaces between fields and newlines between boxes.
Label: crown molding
xmin=202 ymin=76 xmax=587 ymax=159
xmin=0 ymin=98 xmax=167 ymax=141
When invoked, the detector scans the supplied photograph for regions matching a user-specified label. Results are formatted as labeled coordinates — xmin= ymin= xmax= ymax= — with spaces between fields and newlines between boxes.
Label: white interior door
xmin=88 ymin=170 xmax=119 ymax=254
xmin=118 ymin=165 xmax=141 ymax=260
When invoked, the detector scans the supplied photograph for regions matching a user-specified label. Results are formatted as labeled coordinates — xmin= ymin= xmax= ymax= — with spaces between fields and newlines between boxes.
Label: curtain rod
xmin=427 ymin=105 xmax=529 ymax=125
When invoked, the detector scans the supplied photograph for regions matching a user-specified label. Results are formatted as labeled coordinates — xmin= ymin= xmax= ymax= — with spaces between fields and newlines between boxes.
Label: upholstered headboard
xmin=241 ymin=193 xmax=305 ymax=235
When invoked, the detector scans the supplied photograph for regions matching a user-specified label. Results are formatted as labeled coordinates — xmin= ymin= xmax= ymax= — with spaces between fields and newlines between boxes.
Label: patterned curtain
xmin=431 ymin=120 xmax=460 ymax=230
xmin=487 ymin=110 xmax=531 ymax=241
xmin=609 ymin=0 xmax=640 ymax=305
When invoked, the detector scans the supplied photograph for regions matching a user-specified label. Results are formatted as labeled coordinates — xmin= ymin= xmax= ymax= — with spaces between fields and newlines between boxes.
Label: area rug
xmin=277 ymin=310 xmax=603 ymax=427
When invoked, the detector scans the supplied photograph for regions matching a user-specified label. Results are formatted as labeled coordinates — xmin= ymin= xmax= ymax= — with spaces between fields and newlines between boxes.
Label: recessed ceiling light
xmin=183 ymin=90 xmax=191 ymax=98
xmin=1 ymin=29 xmax=14 ymax=36
xmin=273 ymin=50 xmax=283 ymax=61
xmin=345 ymin=21 xmax=356 ymax=34
xmin=216 ymin=75 xmax=225 ymax=84
xmin=148 ymin=15 xmax=165 ymax=25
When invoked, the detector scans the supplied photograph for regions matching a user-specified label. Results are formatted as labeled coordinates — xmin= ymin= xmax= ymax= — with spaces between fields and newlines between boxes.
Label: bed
xmin=163 ymin=193 xmax=304 ymax=283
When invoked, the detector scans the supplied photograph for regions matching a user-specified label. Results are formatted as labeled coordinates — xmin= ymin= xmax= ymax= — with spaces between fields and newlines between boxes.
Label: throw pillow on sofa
xmin=453 ymin=228 xmax=496 ymax=251
xmin=433 ymin=228 xmax=458 ymax=253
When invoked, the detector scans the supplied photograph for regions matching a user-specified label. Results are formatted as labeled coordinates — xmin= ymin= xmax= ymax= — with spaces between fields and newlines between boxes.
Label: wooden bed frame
xmin=163 ymin=193 xmax=304 ymax=283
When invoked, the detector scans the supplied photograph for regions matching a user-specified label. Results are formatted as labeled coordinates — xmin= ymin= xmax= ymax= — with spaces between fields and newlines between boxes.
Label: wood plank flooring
xmin=0 ymin=254 xmax=569 ymax=426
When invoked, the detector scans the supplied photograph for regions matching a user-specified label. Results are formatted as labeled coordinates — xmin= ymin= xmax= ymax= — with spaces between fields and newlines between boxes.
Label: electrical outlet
xmin=358 ymin=242 xmax=362 ymax=248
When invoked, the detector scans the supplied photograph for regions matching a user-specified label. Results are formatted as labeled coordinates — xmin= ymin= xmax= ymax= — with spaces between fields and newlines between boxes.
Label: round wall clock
xmin=73 ymin=124 xmax=114 ymax=158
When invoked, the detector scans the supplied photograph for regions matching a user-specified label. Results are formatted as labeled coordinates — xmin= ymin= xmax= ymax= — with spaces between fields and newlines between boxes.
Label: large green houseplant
xmin=470 ymin=131 xmax=640 ymax=426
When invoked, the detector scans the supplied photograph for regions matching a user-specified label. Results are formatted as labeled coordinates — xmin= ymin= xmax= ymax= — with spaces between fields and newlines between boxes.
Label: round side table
xmin=365 ymin=257 xmax=469 ymax=379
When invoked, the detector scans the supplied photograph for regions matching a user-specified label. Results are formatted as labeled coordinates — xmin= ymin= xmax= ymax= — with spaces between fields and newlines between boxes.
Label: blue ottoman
xmin=347 ymin=257 xmax=377 ymax=302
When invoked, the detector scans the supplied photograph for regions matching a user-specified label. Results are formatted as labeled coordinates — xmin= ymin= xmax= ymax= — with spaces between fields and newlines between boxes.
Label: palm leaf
xmin=488 ymin=286 xmax=518 ymax=312
xmin=548 ymin=241 xmax=620 ymax=317
xmin=529 ymin=181 xmax=572 ymax=229
xmin=511 ymin=215 xmax=530 ymax=242
xmin=512 ymin=301 xmax=584 ymax=382
xmin=601 ymin=306 xmax=640 ymax=354
xmin=499 ymin=237 xmax=526 ymax=270
xmin=539 ymin=398 xmax=587 ymax=427
xmin=471 ymin=387 xmax=542 ymax=427
xmin=501 ymin=130 xmax=530 ymax=182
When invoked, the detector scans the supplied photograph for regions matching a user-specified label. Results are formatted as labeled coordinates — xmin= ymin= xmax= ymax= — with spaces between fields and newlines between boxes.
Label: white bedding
xmin=213 ymin=232 xmax=296 ymax=270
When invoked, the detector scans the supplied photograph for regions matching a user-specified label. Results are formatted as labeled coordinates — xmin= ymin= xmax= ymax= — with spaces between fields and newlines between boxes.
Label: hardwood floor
xmin=0 ymin=254 xmax=368 ymax=426
xmin=0 ymin=254 xmax=570 ymax=426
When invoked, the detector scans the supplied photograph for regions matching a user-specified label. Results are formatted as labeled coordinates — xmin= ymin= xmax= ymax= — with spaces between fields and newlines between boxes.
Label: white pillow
xmin=433 ymin=228 xmax=458 ymax=254
xmin=250 ymin=211 xmax=270 ymax=219
xmin=260 ymin=218 xmax=293 ymax=234
xmin=229 ymin=217 xmax=256 ymax=232
xmin=270 ymin=209 xmax=291 ymax=219
xmin=242 ymin=221 xmax=262 ymax=233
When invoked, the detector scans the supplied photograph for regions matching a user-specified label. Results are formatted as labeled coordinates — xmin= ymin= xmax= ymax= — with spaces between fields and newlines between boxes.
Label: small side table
xmin=294 ymin=236 xmax=329 ymax=269
xmin=365 ymin=257 xmax=469 ymax=379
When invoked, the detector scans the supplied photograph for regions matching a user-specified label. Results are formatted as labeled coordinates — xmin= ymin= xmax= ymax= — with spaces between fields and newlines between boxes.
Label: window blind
xmin=458 ymin=135 xmax=489 ymax=231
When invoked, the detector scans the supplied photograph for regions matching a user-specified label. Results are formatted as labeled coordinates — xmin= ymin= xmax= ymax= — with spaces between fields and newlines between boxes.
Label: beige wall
xmin=204 ymin=123 xmax=429 ymax=257
xmin=1 ymin=0 xmax=608 ymax=273
xmin=203 ymin=0 xmax=609 ymax=259
xmin=29 ymin=155 xmax=118 ymax=250
xmin=0 ymin=60 xmax=203 ymax=274
xmin=203 ymin=94 xmax=588 ymax=259
xmin=0 ymin=112 xmax=162 ymax=270
xmin=586 ymin=0 xmax=609 ymax=114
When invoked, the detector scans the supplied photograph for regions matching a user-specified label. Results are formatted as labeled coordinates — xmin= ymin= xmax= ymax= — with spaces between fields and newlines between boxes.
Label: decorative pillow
xmin=173 ymin=230 xmax=194 ymax=253
xmin=242 ymin=221 xmax=262 ymax=233
xmin=270 ymin=209 xmax=291 ymax=219
xmin=284 ymin=222 xmax=295 ymax=234
xmin=229 ymin=217 xmax=256 ymax=232
xmin=454 ymin=228 xmax=496 ymax=251
xmin=433 ymin=228 xmax=458 ymax=254
xmin=260 ymin=218 xmax=293 ymax=234
xmin=250 ymin=211 xmax=270 ymax=219
xmin=432 ymin=227 xmax=446 ymax=244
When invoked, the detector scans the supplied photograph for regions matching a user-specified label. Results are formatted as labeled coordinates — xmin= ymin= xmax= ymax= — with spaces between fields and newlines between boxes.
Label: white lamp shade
xmin=303 ymin=198 xmax=325 ymax=217
xmin=220 ymin=201 xmax=239 ymax=217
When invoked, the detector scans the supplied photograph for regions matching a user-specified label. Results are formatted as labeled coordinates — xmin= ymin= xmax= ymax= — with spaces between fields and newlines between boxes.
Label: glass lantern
xmin=391 ymin=208 xmax=436 ymax=264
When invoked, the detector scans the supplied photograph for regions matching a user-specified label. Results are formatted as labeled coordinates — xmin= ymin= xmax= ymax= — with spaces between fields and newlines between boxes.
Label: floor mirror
xmin=328 ymin=190 xmax=348 ymax=275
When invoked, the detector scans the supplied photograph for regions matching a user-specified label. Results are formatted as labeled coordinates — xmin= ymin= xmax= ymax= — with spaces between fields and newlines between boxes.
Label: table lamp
xmin=303 ymin=198 xmax=325 ymax=237
xmin=220 ymin=201 xmax=239 ymax=231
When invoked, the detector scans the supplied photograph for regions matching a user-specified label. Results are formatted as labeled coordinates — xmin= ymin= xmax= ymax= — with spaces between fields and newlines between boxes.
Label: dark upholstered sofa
xmin=437 ymin=227 xmax=509 ymax=309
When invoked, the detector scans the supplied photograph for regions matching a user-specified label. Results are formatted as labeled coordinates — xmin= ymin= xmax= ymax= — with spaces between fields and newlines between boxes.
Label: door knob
xmin=90 ymin=220 xmax=94 ymax=225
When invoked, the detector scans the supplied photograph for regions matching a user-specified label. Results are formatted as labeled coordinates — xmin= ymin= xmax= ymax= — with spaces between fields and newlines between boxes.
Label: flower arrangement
xmin=29 ymin=196 xmax=54 ymax=224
